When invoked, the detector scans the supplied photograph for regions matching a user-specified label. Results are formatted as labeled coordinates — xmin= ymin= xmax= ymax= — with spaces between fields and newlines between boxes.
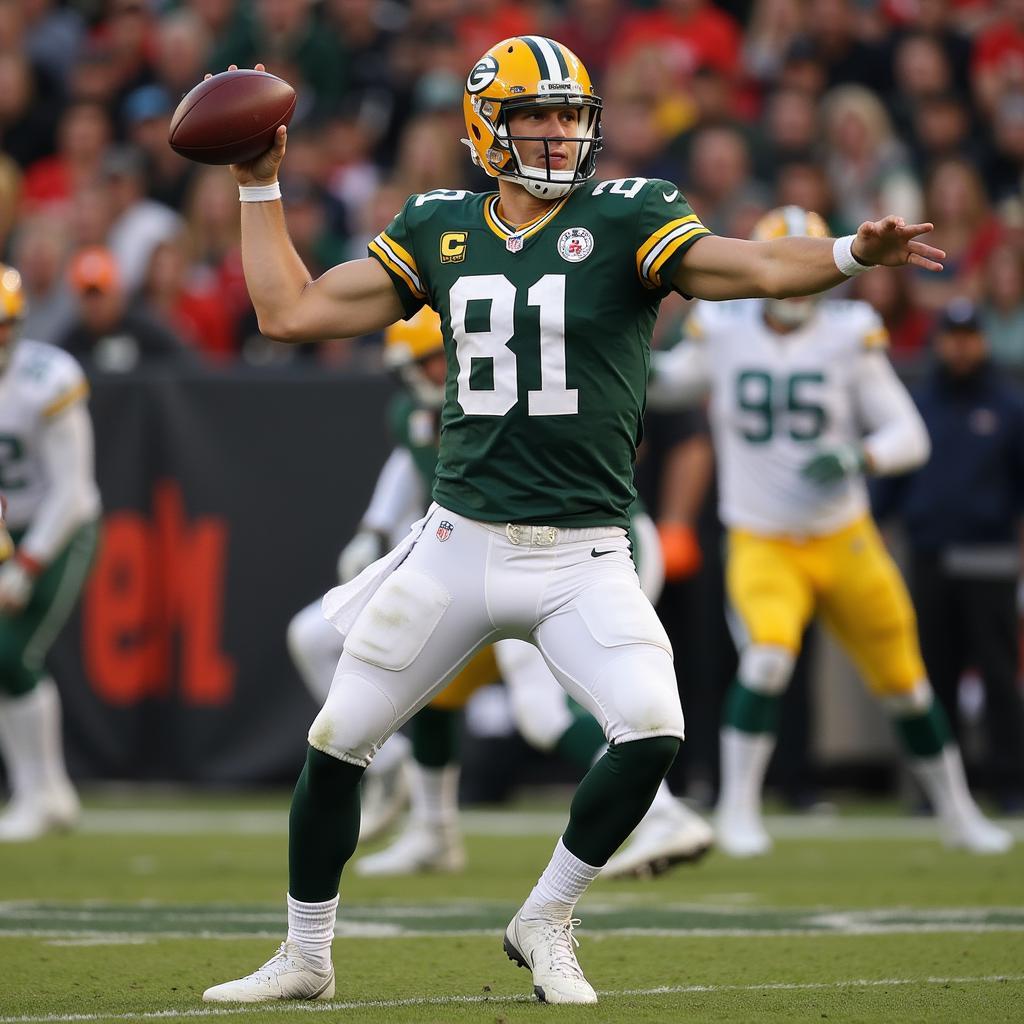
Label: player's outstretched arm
xmin=220 ymin=65 xmax=405 ymax=343
xmin=674 ymin=216 xmax=945 ymax=302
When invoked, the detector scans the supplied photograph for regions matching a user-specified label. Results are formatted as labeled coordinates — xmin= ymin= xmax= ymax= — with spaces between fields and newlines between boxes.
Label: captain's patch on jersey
xmin=440 ymin=231 xmax=467 ymax=264
xmin=557 ymin=227 xmax=594 ymax=263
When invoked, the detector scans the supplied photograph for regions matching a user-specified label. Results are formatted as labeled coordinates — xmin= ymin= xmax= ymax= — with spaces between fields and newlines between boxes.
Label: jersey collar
xmin=483 ymin=193 xmax=572 ymax=246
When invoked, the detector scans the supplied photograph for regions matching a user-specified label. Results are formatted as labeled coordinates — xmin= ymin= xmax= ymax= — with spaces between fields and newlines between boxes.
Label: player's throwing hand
xmin=851 ymin=216 xmax=945 ymax=272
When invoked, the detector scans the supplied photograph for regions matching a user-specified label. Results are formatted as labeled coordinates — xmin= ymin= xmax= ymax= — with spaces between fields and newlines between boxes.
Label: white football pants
xmin=310 ymin=504 xmax=683 ymax=767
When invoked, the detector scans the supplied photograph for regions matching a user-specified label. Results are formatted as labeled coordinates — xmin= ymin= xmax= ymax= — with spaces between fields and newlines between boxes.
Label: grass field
xmin=1 ymin=792 xmax=1023 ymax=1023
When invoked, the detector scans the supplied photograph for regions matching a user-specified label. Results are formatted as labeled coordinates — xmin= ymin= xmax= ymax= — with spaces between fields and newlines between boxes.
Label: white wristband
xmin=239 ymin=181 xmax=281 ymax=202
xmin=833 ymin=234 xmax=872 ymax=277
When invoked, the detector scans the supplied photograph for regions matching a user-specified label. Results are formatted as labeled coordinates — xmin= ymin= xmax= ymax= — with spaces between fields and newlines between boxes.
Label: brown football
xmin=168 ymin=70 xmax=296 ymax=165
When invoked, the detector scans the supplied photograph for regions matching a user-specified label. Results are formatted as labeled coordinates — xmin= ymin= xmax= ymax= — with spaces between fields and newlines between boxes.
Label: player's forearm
xmin=857 ymin=352 xmax=931 ymax=475
xmin=757 ymin=237 xmax=851 ymax=298
xmin=658 ymin=436 xmax=713 ymax=524
xmin=240 ymin=200 xmax=314 ymax=341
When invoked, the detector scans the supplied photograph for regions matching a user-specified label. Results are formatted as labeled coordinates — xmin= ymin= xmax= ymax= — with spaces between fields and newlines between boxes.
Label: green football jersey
xmin=368 ymin=177 xmax=711 ymax=528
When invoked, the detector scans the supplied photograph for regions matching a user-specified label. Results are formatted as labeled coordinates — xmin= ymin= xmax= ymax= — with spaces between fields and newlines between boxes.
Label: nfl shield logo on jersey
xmin=557 ymin=227 xmax=594 ymax=263
xmin=506 ymin=235 xmax=524 ymax=254
xmin=436 ymin=520 xmax=455 ymax=542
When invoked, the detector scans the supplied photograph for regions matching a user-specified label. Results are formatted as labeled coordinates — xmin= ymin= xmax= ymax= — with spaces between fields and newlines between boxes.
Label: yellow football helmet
xmin=0 ymin=264 xmax=24 ymax=374
xmin=384 ymin=306 xmax=446 ymax=408
xmin=463 ymin=36 xmax=602 ymax=199
xmin=752 ymin=207 xmax=831 ymax=329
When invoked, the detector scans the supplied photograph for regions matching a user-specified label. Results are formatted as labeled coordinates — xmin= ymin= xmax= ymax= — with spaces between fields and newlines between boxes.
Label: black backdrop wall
xmin=49 ymin=369 xmax=396 ymax=784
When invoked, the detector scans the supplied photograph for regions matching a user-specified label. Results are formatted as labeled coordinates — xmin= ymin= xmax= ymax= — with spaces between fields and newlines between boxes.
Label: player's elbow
xmin=256 ymin=313 xmax=303 ymax=344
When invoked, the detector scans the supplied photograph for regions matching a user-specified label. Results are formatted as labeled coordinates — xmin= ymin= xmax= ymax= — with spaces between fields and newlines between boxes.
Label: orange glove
xmin=657 ymin=520 xmax=702 ymax=581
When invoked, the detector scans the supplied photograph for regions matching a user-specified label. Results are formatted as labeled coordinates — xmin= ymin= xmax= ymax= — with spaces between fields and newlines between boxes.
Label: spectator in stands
xmin=752 ymin=87 xmax=818 ymax=183
xmin=611 ymin=0 xmax=742 ymax=85
xmin=123 ymin=84 xmax=196 ymax=211
xmin=889 ymin=32 xmax=957 ymax=139
xmin=22 ymin=0 xmax=85 ymax=89
xmin=912 ymin=157 xmax=1003 ymax=312
xmin=685 ymin=124 xmax=768 ymax=236
xmin=821 ymin=84 xmax=923 ymax=233
xmin=11 ymin=215 xmax=75 ymax=345
xmin=141 ymin=236 xmax=239 ymax=364
xmin=908 ymin=92 xmax=980 ymax=177
xmin=873 ymin=298 xmax=1024 ymax=813
xmin=774 ymin=160 xmax=836 ymax=230
xmin=21 ymin=100 xmax=111 ymax=213
xmin=981 ymin=243 xmax=1024 ymax=365
xmin=985 ymin=89 xmax=1024 ymax=205
xmin=151 ymin=9 xmax=212 ymax=110
xmin=0 ymin=49 xmax=61 ymax=171
xmin=551 ymin=0 xmax=629 ymax=81
xmin=209 ymin=0 xmax=347 ymax=120
xmin=742 ymin=0 xmax=804 ymax=88
xmin=103 ymin=145 xmax=184 ymax=297
xmin=795 ymin=0 xmax=891 ymax=92
xmin=57 ymin=246 xmax=195 ymax=372
xmin=971 ymin=0 xmax=1024 ymax=116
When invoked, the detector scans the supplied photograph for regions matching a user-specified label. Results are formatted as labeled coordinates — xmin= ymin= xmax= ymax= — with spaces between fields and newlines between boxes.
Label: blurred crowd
xmin=1 ymin=0 xmax=1024 ymax=368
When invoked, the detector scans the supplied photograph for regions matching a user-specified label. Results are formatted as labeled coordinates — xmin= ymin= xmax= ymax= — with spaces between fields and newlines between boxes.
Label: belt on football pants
xmin=472 ymin=518 xmax=625 ymax=547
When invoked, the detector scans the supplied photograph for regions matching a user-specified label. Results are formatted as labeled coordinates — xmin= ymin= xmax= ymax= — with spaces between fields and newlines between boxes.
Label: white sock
xmin=522 ymin=837 xmax=602 ymax=920
xmin=717 ymin=727 xmax=775 ymax=819
xmin=910 ymin=746 xmax=984 ymax=829
xmin=286 ymin=893 xmax=338 ymax=971
xmin=0 ymin=680 xmax=74 ymax=800
xmin=410 ymin=762 xmax=459 ymax=828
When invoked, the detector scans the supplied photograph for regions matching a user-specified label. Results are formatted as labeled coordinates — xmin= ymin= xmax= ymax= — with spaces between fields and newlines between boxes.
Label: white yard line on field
xmin=76 ymin=807 xmax=1024 ymax=840
xmin=0 ymin=974 xmax=1022 ymax=1023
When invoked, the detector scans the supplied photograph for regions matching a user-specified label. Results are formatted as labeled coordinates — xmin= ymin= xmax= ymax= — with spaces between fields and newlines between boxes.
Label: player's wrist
xmin=834 ymin=235 xmax=872 ymax=276
xmin=238 ymin=180 xmax=281 ymax=202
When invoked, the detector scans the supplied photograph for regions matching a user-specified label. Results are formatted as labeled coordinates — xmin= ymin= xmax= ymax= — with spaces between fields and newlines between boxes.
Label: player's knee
xmin=879 ymin=678 xmax=933 ymax=715
xmin=609 ymin=646 xmax=685 ymax=739
xmin=307 ymin=668 xmax=398 ymax=768
xmin=738 ymin=644 xmax=795 ymax=695
xmin=611 ymin=734 xmax=681 ymax=782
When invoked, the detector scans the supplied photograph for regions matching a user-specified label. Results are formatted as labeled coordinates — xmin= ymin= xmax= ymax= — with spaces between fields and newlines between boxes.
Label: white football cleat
xmin=358 ymin=759 xmax=410 ymax=844
xmin=504 ymin=908 xmax=597 ymax=1005
xmin=354 ymin=820 xmax=465 ymax=876
xmin=714 ymin=805 xmax=773 ymax=858
xmin=942 ymin=814 xmax=1013 ymax=855
xmin=603 ymin=801 xmax=714 ymax=879
xmin=0 ymin=786 xmax=80 ymax=842
xmin=202 ymin=941 xmax=335 ymax=1003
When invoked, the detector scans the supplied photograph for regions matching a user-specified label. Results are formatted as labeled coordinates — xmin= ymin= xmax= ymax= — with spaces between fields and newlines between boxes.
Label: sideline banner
xmin=49 ymin=369 xmax=396 ymax=783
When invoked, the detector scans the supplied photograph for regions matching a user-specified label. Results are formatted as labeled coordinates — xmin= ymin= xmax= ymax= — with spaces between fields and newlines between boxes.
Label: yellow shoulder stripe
xmin=636 ymin=215 xmax=710 ymax=287
xmin=863 ymin=326 xmax=890 ymax=350
xmin=369 ymin=232 xmax=425 ymax=299
xmin=43 ymin=378 xmax=89 ymax=418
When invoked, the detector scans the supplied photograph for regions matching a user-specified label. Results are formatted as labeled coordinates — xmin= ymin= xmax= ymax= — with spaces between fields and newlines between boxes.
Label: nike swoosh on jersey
xmin=591 ymin=548 xmax=615 ymax=557
xmin=662 ymin=189 xmax=679 ymax=202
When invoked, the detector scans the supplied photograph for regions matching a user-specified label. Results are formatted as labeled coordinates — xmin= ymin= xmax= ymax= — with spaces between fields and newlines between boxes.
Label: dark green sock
xmin=893 ymin=700 xmax=951 ymax=758
xmin=562 ymin=736 xmax=680 ymax=866
xmin=723 ymin=678 xmax=781 ymax=734
xmin=411 ymin=706 xmax=461 ymax=768
xmin=288 ymin=746 xmax=364 ymax=902
xmin=554 ymin=713 xmax=606 ymax=773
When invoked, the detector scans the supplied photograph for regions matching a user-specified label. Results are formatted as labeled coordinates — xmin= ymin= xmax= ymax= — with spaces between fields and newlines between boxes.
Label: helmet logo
xmin=467 ymin=55 xmax=499 ymax=94
xmin=557 ymin=227 xmax=594 ymax=263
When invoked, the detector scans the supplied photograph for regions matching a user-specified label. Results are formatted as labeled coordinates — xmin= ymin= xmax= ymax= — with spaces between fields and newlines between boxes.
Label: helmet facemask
xmin=472 ymin=93 xmax=603 ymax=199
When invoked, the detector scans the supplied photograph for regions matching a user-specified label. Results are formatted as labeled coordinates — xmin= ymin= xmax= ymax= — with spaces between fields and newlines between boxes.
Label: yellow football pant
xmin=727 ymin=515 xmax=926 ymax=696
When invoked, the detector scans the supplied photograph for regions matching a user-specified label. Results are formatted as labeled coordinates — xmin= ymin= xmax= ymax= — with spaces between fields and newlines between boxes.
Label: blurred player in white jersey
xmin=650 ymin=207 xmax=1011 ymax=857
xmin=0 ymin=264 xmax=102 ymax=841
xmin=288 ymin=307 xmax=712 ymax=878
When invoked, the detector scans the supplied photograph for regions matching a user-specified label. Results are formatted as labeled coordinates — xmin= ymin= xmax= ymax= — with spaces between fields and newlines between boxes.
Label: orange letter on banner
xmin=153 ymin=480 xmax=235 ymax=706
xmin=82 ymin=513 xmax=165 ymax=704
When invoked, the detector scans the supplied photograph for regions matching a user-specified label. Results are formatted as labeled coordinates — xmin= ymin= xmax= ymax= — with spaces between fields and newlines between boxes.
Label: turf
xmin=0 ymin=793 xmax=1022 ymax=1023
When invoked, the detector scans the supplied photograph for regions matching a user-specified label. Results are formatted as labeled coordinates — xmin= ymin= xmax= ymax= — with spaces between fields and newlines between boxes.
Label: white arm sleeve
xmin=361 ymin=447 xmax=426 ymax=535
xmin=21 ymin=403 xmax=101 ymax=564
xmin=647 ymin=343 xmax=713 ymax=411
xmin=854 ymin=349 xmax=931 ymax=476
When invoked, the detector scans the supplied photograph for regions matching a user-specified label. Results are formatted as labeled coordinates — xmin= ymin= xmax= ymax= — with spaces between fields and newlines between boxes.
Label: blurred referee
xmin=874 ymin=298 xmax=1024 ymax=812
